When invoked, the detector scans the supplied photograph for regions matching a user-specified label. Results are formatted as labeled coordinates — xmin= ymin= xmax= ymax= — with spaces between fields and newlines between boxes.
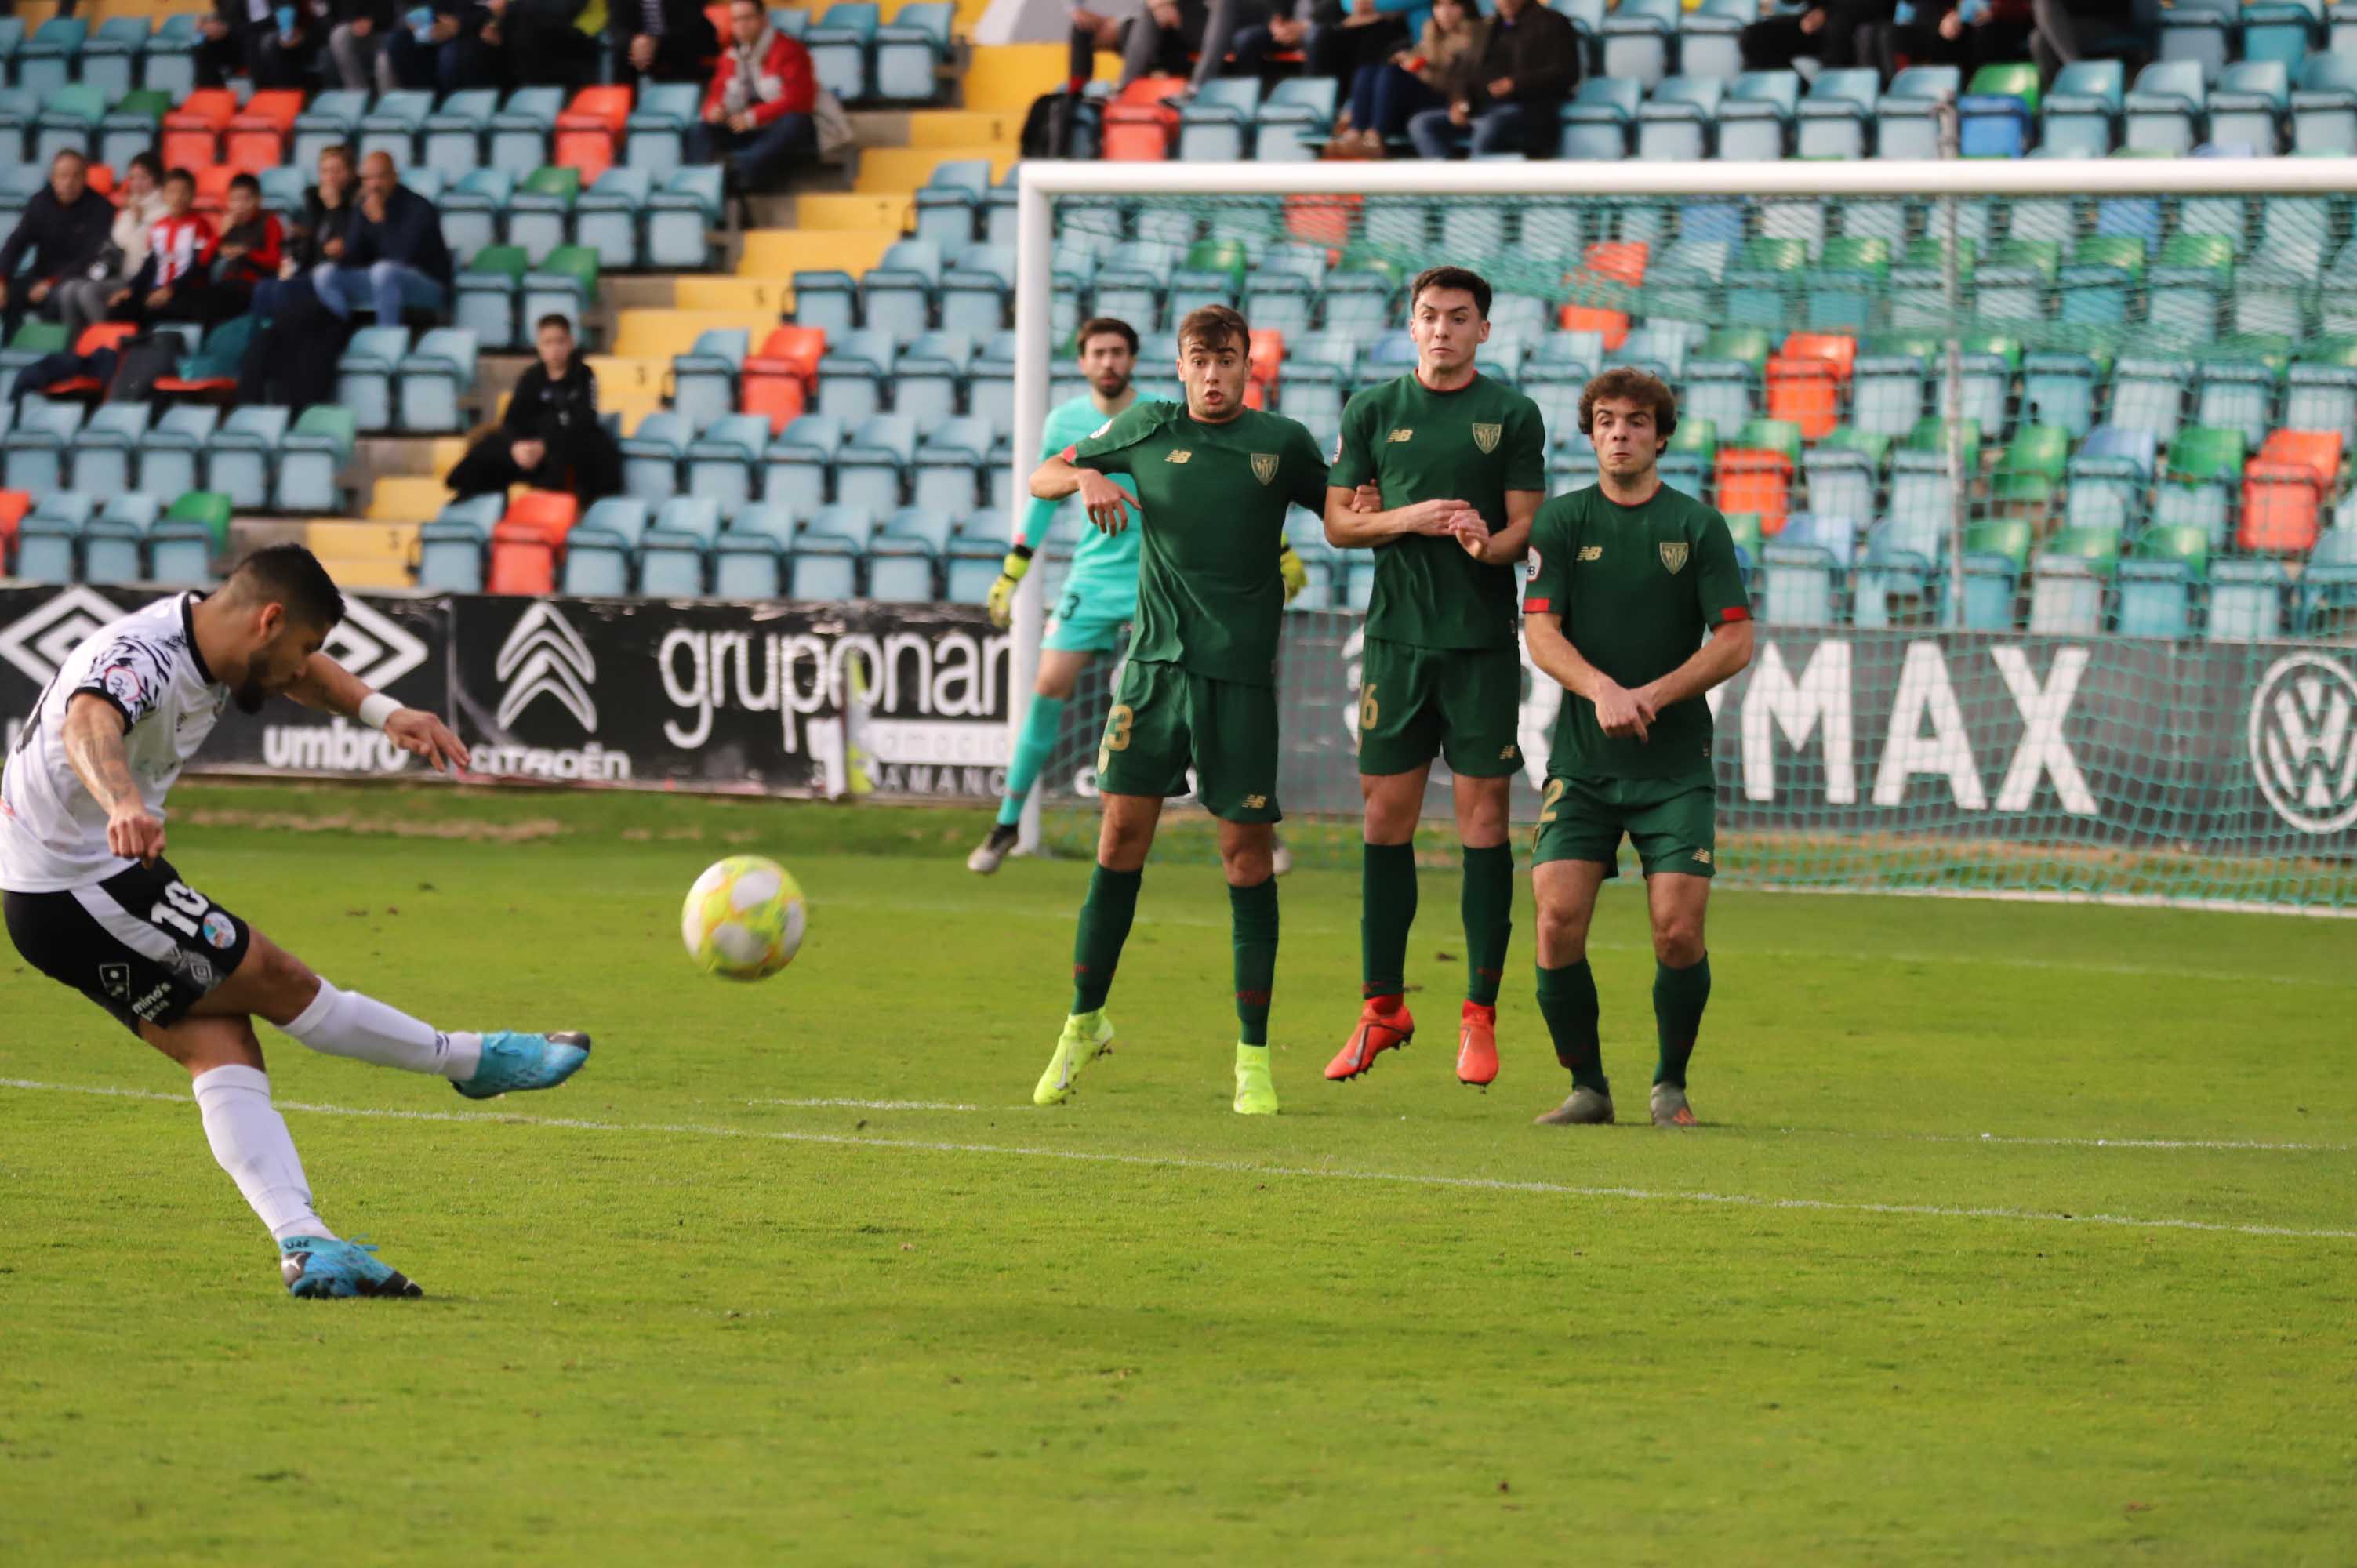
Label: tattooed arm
xmin=63 ymin=694 xmax=165 ymax=864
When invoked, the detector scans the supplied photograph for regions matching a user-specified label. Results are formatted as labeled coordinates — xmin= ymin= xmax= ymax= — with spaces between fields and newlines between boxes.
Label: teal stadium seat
xmin=276 ymin=406 xmax=358 ymax=514
xmin=806 ymin=2 xmax=881 ymax=102
xmin=641 ymin=496 xmax=723 ymax=597
xmin=685 ymin=413 xmax=772 ymax=512
xmin=398 ymin=328 xmax=478 ymax=434
xmin=626 ymin=81 xmax=705 ymax=179
xmin=204 ymin=406 xmax=292 ymax=512
xmin=874 ymin=1 xmax=953 ymax=101
xmin=336 ymin=326 xmax=412 ymax=434
xmin=576 ymin=167 xmax=652 ymax=270
xmin=621 ymin=409 xmax=695 ymax=502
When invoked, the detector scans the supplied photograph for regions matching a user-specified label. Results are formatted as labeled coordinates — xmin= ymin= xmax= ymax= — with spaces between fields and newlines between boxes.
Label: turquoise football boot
xmin=453 ymin=1031 xmax=592 ymax=1100
xmin=279 ymin=1236 xmax=423 ymax=1299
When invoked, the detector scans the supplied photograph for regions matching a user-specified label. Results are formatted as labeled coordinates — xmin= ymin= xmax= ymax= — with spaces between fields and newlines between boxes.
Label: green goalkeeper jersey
xmin=1066 ymin=400 xmax=1329 ymax=688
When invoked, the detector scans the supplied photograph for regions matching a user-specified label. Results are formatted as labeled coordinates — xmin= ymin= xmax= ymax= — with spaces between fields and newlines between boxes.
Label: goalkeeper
xmin=971 ymin=317 xmax=1312 ymax=874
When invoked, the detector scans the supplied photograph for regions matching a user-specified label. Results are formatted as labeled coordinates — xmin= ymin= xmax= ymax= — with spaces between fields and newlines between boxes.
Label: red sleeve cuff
xmin=1059 ymin=445 xmax=1079 ymax=464
xmin=1720 ymin=606 xmax=1751 ymax=623
xmin=1522 ymin=597 xmax=1551 ymax=614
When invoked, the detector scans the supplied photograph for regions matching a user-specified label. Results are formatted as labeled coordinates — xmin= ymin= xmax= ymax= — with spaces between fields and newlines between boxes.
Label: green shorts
xmin=1355 ymin=637 xmax=1525 ymax=779
xmin=1531 ymin=774 xmax=1718 ymax=880
xmin=1097 ymin=659 xmax=1282 ymax=824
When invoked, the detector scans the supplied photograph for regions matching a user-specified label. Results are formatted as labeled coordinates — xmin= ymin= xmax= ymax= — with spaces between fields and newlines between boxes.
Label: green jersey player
xmin=1319 ymin=266 xmax=1549 ymax=1092
xmin=1521 ymin=369 xmax=1754 ymax=1130
xmin=1026 ymin=305 xmax=1329 ymax=1116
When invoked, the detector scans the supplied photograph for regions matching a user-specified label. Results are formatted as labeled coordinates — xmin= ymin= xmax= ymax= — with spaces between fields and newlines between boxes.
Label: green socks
xmin=1653 ymin=954 xmax=1711 ymax=1088
xmin=1460 ymin=844 xmax=1513 ymax=1007
xmin=1230 ymin=877 xmax=1279 ymax=1046
xmin=1360 ymin=840 xmax=1416 ymax=1000
xmin=1536 ymin=959 xmax=1605 ymax=1093
xmin=996 ymin=694 xmax=1067 ymax=828
xmin=1070 ymin=863 xmax=1142 ymax=1016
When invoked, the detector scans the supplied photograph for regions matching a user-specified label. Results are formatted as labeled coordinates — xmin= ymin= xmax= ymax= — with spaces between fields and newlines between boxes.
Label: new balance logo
xmin=1165 ymin=450 xmax=1193 ymax=464
xmin=1243 ymin=793 xmax=1268 ymax=809
xmin=1386 ymin=429 xmax=1414 ymax=443
xmin=1692 ymin=849 xmax=1713 ymax=865
xmin=1578 ymin=546 xmax=1603 ymax=561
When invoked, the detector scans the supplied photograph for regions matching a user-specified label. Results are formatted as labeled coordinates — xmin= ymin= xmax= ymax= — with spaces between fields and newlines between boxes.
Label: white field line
xmin=817 ymin=896 xmax=2356 ymax=991
xmin=5 ymin=1076 xmax=2351 ymax=1243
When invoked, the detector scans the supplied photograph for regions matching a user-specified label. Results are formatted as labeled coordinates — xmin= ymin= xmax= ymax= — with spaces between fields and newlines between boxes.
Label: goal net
xmin=1006 ymin=158 xmax=2357 ymax=916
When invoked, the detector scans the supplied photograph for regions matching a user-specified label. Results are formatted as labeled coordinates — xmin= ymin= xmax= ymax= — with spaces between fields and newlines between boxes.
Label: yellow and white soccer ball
xmin=681 ymin=855 xmax=806 ymax=981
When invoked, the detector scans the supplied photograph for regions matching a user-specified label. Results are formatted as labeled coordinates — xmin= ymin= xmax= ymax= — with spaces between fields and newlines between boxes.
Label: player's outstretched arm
xmin=287 ymin=653 xmax=473 ymax=774
xmin=1032 ymin=452 xmax=1139 ymax=535
xmin=1525 ymin=610 xmax=1657 ymax=743
xmin=1323 ymin=485 xmax=1480 ymax=549
xmin=1634 ymin=620 xmax=1756 ymax=715
xmin=61 ymin=694 xmax=164 ymax=864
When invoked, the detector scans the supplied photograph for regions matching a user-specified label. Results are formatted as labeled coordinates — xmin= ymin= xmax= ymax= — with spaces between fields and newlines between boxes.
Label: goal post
xmin=1007 ymin=156 xmax=2357 ymax=915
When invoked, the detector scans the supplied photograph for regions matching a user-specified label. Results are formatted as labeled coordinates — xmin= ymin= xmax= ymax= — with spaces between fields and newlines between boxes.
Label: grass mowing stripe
xmin=9 ymin=1076 xmax=2350 ymax=1243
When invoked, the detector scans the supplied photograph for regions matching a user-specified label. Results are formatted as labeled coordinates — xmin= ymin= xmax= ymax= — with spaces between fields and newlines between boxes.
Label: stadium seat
xmin=14 ymin=492 xmax=91 ymax=582
xmin=626 ymin=81 xmax=705 ymax=180
xmin=713 ymin=503 xmax=794 ymax=597
xmin=573 ymin=168 xmax=652 ymax=270
xmin=912 ymin=416 xmax=990 ymax=519
xmin=2292 ymin=53 xmax=2357 ymax=151
xmin=913 ymin=159 xmax=990 ymax=248
xmin=1716 ymin=446 xmax=1792 ymax=535
xmin=1873 ymin=65 xmax=1960 ymax=158
xmin=2042 ymin=60 xmax=2124 ymax=158
xmin=836 ymin=414 xmax=918 ymax=516
xmin=685 ymin=413 xmax=771 ymax=512
xmin=522 ymin=247 xmax=601 ymax=347
xmin=395 ymin=329 xmax=478 ymax=434
xmin=1636 ymin=74 xmax=1722 ymax=161
xmin=441 ymin=169 xmax=514 ymax=265
xmin=2208 ymin=60 xmax=2291 ymax=152
xmin=869 ymin=506 xmax=954 ymax=601
xmin=417 ymin=496 xmax=499 ymax=592
xmin=1178 ymin=78 xmax=1260 ymax=162
xmin=79 ymin=494 xmax=160 ymax=586
xmin=561 ymin=497 xmax=650 ymax=597
xmin=622 ymin=409 xmax=695 ymax=502
xmin=1674 ymin=0 xmax=1749 ymax=80
xmin=1603 ymin=0 xmax=1678 ymax=89
xmin=2240 ymin=457 xmax=2326 ymax=554
xmin=874 ymin=1 xmax=953 ymax=100
xmin=2207 ymin=558 xmax=2289 ymax=639
xmin=764 ymin=414 xmax=844 ymax=513
xmin=807 ymin=2 xmax=881 ymax=101
xmin=2158 ymin=0 xmax=2234 ymax=82
xmin=1 ymin=397 xmax=82 ymax=496
xmin=791 ymin=504 xmax=877 ymax=598
xmin=2110 ymin=355 xmax=2193 ymax=441
xmin=194 ymin=407 xmax=286 ymax=513
xmin=2125 ymin=60 xmax=2206 ymax=153
xmin=860 ymin=238 xmax=942 ymax=342
xmin=505 ymin=165 xmax=582 ymax=265
xmin=1717 ymin=71 xmax=1799 ymax=160
xmin=1102 ymin=75 xmax=1187 ymax=161
xmin=64 ymin=402 xmax=147 ymax=499
xmin=743 ymin=325 xmax=825 ymax=431
xmin=2299 ymin=524 xmax=2357 ymax=631
xmin=1795 ymin=67 xmax=1879 ymax=158
xmin=2115 ymin=558 xmax=2195 ymax=639
xmin=815 ymin=327 xmax=897 ymax=423
xmin=152 ymin=492 xmax=230 ymax=586
xmin=894 ymin=331 xmax=972 ymax=428
xmin=555 ymin=85 xmax=632 ymax=183
xmin=2027 ymin=554 xmax=2108 ymax=634
xmin=456 ymin=245 xmax=529 ymax=350
xmin=1256 ymin=76 xmax=1336 ymax=162
xmin=674 ymin=329 xmax=752 ymax=431
xmin=490 ymin=87 xmax=565 ymax=174
xmin=332 ymin=327 xmax=410 ymax=435
xmin=273 ymin=407 xmax=358 ymax=515
xmin=78 ymin=16 xmax=150 ymax=103
xmin=292 ymin=88 xmax=369 ymax=175
xmin=358 ymin=89 xmax=434 ymax=166
xmin=96 ymin=89 xmax=168 ymax=173
xmin=17 ymin=16 xmax=88 ymax=98
xmin=648 ymin=165 xmax=723 ymax=270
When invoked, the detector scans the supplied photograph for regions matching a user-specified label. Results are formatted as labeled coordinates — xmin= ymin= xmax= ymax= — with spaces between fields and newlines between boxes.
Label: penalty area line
xmin=3 ymin=1076 xmax=2352 ymax=1243
xmin=750 ymin=1096 xmax=984 ymax=1112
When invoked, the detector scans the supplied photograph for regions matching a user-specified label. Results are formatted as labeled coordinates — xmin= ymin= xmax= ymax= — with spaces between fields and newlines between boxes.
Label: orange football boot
xmin=1326 ymin=997 xmax=1414 ymax=1080
xmin=1456 ymin=1003 xmax=1498 ymax=1087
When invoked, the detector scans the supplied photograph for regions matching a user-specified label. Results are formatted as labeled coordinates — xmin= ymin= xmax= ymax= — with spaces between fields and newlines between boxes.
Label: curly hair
xmin=1577 ymin=367 xmax=1678 ymax=441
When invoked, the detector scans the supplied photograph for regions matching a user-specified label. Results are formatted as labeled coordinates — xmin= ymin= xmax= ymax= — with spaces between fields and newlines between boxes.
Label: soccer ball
xmin=681 ymin=855 xmax=806 ymax=981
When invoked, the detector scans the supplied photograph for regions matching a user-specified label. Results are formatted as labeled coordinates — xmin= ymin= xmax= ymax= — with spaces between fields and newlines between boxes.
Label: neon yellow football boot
xmin=1034 ymin=1011 xmax=1115 ymax=1106
xmin=1233 ymin=1044 xmax=1279 ymax=1116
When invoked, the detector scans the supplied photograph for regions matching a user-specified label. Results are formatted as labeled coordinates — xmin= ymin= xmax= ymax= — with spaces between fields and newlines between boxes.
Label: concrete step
xmin=855 ymin=145 xmax=1016 ymax=195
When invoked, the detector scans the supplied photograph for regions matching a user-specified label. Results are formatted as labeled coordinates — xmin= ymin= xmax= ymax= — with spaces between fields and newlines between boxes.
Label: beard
xmin=234 ymin=680 xmax=270 ymax=714
xmin=1093 ymin=372 xmax=1131 ymax=399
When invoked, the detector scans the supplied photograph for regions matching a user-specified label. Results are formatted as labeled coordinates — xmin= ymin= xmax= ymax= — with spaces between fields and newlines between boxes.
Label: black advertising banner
xmin=1 ymin=585 xmax=2352 ymax=862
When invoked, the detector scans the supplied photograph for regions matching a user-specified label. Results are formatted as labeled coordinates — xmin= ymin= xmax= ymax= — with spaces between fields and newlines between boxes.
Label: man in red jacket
xmin=692 ymin=0 xmax=819 ymax=194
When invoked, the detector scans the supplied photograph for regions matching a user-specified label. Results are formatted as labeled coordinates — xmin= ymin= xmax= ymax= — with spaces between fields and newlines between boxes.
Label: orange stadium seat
xmin=227 ymin=89 xmax=303 ymax=170
xmin=1102 ymin=77 xmax=1186 ymax=161
xmin=1284 ymin=194 xmax=1356 ymax=249
xmin=1716 ymin=448 xmax=1793 ymax=535
xmin=2239 ymin=459 xmax=2324 ymax=556
xmin=162 ymin=88 xmax=236 ymax=169
xmin=1583 ymin=241 xmax=1647 ymax=289
xmin=1765 ymin=355 xmax=1843 ymax=440
xmin=1559 ymin=303 xmax=1629 ymax=351
xmin=0 ymin=488 xmax=29 ymax=569
xmin=556 ymin=85 xmax=634 ymax=183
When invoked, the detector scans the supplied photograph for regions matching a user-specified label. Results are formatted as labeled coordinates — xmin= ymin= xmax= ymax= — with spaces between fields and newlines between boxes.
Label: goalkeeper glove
xmin=985 ymin=546 xmax=1033 ymax=630
xmin=1279 ymin=543 xmax=1309 ymax=605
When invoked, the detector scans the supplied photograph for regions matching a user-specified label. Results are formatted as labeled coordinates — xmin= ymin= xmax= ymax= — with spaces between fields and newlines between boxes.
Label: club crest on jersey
xmin=1660 ymin=541 xmax=1690 ymax=574
xmin=1251 ymin=452 xmax=1278 ymax=485
xmin=1165 ymin=449 xmax=1193 ymax=464
xmin=1472 ymin=423 xmax=1502 ymax=453
xmin=1386 ymin=429 xmax=1414 ymax=443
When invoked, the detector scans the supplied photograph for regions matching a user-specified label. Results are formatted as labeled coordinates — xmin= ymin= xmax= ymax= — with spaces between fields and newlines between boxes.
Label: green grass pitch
xmin=2 ymin=782 xmax=2352 ymax=1565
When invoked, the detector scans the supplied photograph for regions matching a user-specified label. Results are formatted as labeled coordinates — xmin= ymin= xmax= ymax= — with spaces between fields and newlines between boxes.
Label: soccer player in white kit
xmin=1 ymin=546 xmax=590 ymax=1298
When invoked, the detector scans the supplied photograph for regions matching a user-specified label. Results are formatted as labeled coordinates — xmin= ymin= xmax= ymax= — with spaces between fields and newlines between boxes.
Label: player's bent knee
xmin=1652 ymin=920 xmax=1705 ymax=967
xmin=229 ymin=935 xmax=322 ymax=1027
xmin=147 ymin=1013 xmax=266 ymax=1075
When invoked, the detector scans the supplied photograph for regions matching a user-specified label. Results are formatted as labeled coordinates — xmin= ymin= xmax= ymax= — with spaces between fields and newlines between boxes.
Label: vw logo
xmin=2248 ymin=652 xmax=2357 ymax=835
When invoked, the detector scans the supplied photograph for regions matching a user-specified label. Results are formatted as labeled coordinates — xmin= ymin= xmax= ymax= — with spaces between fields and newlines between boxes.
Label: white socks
xmin=192 ymin=1065 xmax=330 ymax=1244
xmin=282 ymin=980 xmax=482 ymax=1081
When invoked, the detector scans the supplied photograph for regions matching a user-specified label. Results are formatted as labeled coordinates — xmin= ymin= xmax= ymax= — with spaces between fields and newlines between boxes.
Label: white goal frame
xmin=1006 ymin=156 xmax=2357 ymax=855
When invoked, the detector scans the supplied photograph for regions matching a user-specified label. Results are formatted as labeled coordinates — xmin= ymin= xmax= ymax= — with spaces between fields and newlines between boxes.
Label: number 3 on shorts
xmin=1098 ymin=702 xmax=1135 ymax=773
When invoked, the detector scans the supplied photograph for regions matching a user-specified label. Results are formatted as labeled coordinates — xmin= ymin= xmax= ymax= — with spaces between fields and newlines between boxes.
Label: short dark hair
xmin=536 ymin=313 xmax=575 ymax=336
xmin=1578 ymin=367 xmax=1679 ymax=441
xmin=228 ymin=172 xmax=260 ymax=198
xmin=1175 ymin=303 xmax=1250 ymax=356
xmin=128 ymin=152 xmax=163 ymax=183
xmin=227 ymin=545 xmax=346 ymax=631
xmin=164 ymin=167 xmax=197 ymax=190
xmin=1410 ymin=265 xmax=1491 ymax=321
xmin=1075 ymin=316 xmax=1139 ymax=356
xmin=320 ymin=143 xmax=355 ymax=170
xmin=51 ymin=147 xmax=85 ymax=168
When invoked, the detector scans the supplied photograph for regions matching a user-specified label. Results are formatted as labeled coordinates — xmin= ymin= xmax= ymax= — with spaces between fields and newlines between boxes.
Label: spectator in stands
xmin=1333 ymin=0 xmax=1484 ymax=154
xmin=0 ymin=150 xmax=115 ymax=343
xmin=252 ymin=143 xmax=358 ymax=325
xmin=2027 ymin=0 xmax=2145 ymax=82
xmin=209 ymin=174 xmax=285 ymax=323
xmin=387 ymin=0 xmax=503 ymax=93
xmin=196 ymin=0 xmax=267 ymax=87
xmin=445 ymin=314 xmax=622 ymax=505
xmin=1740 ymin=0 xmax=1893 ymax=73
xmin=327 ymin=0 xmax=401 ymax=92
xmin=53 ymin=153 xmax=165 ymax=347
xmin=1879 ymin=0 xmax=2030 ymax=74
xmin=692 ymin=0 xmax=819 ymax=194
xmin=496 ymin=0 xmax=608 ymax=90
xmin=614 ymin=0 xmax=721 ymax=89
xmin=109 ymin=169 xmax=217 ymax=330
xmin=1066 ymin=0 xmax=1210 ymax=95
xmin=1404 ymin=0 xmax=1576 ymax=158
xmin=256 ymin=0 xmax=331 ymax=88
xmin=312 ymin=151 xmax=454 ymax=325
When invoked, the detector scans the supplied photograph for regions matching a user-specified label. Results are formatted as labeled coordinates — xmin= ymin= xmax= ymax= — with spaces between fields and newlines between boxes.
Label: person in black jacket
xmin=445 ymin=314 xmax=623 ymax=503
xmin=613 ymin=0 xmax=721 ymax=88
xmin=328 ymin=0 xmax=401 ymax=91
xmin=313 ymin=151 xmax=454 ymax=325
xmin=385 ymin=0 xmax=503 ymax=93
xmin=1405 ymin=0 xmax=1577 ymax=158
xmin=0 ymin=150 xmax=116 ymax=343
